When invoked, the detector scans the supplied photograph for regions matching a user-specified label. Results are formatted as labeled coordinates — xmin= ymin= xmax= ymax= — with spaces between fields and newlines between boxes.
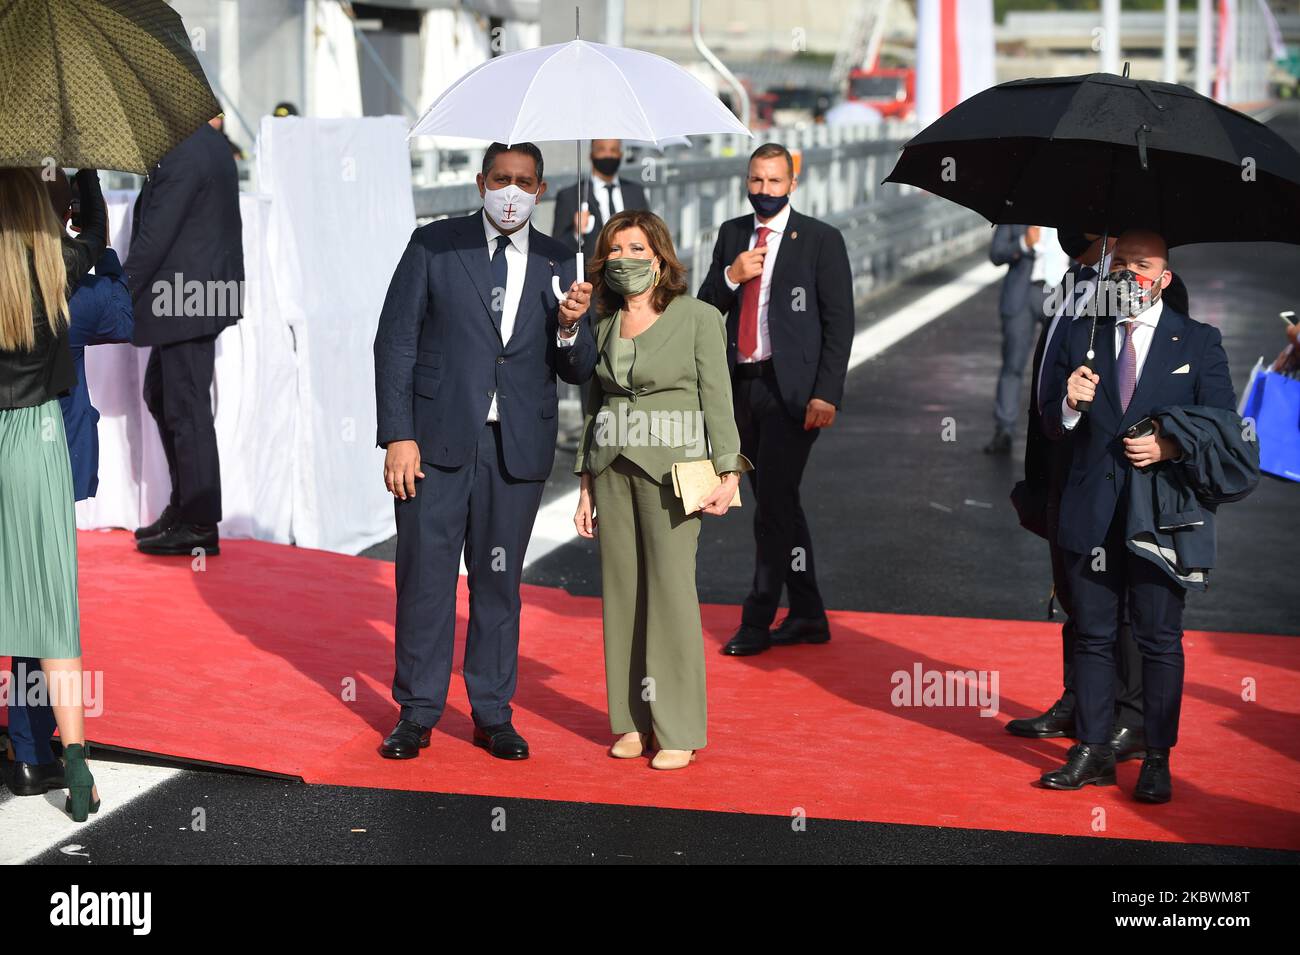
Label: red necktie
xmin=737 ymin=226 xmax=772 ymax=360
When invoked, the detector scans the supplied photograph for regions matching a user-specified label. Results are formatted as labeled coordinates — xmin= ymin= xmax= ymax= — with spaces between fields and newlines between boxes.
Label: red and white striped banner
xmin=916 ymin=0 xmax=996 ymax=127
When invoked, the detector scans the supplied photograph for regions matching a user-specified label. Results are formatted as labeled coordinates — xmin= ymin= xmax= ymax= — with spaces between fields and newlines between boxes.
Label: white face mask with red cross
xmin=483 ymin=183 xmax=537 ymax=230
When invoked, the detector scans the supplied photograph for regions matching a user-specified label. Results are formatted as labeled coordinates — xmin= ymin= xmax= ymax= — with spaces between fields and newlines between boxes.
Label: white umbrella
xmin=410 ymin=36 xmax=751 ymax=297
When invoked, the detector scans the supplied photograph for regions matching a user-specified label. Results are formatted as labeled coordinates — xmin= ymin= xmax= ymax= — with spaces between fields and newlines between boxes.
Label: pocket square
xmin=1172 ymin=363 xmax=1190 ymax=374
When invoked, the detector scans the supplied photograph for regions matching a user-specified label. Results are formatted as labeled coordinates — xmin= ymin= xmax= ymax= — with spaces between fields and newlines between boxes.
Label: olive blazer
xmin=575 ymin=293 xmax=753 ymax=485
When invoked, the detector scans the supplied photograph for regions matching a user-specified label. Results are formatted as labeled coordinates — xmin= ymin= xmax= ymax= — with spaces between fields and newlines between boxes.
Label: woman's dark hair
xmin=588 ymin=210 xmax=687 ymax=317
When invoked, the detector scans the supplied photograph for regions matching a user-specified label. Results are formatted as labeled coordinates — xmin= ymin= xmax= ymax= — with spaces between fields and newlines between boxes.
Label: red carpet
xmin=10 ymin=530 xmax=1299 ymax=851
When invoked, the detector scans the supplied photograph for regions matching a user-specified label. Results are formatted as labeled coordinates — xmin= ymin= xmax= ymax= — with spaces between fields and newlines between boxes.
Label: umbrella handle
xmin=1075 ymin=352 xmax=1095 ymax=415
xmin=551 ymin=251 xmax=586 ymax=302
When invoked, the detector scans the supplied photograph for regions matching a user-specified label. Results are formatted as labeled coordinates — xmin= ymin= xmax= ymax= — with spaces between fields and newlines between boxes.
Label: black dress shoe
xmin=1134 ymin=748 xmax=1173 ymax=804
xmin=720 ymin=624 xmax=771 ymax=656
xmin=770 ymin=615 xmax=831 ymax=646
xmin=5 ymin=759 xmax=65 ymax=796
xmin=137 ymin=523 xmax=220 ymax=556
xmin=1006 ymin=699 xmax=1076 ymax=739
xmin=1040 ymin=742 xmax=1117 ymax=790
xmin=134 ymin=504 xmax=178 ymax=540
xmin=1108 ymin=724 xmax=1147 ymax=763
xmin=380 ymin=719 xmax=431 ymax=759
xmin=473 ymin=722 xmax=529 ymax=760
xmin=982 ymin=430 xmax=1012 ymax=455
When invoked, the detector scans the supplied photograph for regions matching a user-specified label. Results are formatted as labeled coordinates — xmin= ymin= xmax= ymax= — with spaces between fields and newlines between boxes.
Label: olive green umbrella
xmin=0 ymin=0 xmax=220 ymax=174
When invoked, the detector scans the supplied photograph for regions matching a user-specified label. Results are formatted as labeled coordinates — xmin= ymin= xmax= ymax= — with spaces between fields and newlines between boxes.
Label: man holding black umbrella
xmin=1008 ymin=231 xmax=1146 ymax=762
xmin=1038 ymin=228 xmax=1240 ymax=803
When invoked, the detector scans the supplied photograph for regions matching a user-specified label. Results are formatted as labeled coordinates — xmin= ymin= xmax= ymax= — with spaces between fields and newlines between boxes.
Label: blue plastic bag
xmin=1242 ymin=368 xmax=1300 ymax=482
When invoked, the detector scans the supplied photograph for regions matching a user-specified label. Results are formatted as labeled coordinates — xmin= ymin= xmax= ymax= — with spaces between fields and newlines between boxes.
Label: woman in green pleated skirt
xmin=1 ymin=165 xmax=100 ymax=821
xmin=0 ymin=399 xmax=80 ymax=659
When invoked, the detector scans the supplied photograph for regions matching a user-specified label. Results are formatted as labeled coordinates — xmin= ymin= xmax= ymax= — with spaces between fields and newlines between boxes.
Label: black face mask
xmin=748 ymin=191 xmax=789 ymax=218
xmin=592 ymin=156 xmax=621 ymax=177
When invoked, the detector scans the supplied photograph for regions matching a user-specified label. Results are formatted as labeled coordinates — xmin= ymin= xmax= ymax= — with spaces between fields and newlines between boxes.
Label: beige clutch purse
xmin=670 ymin=460 xmax=741 ymax=515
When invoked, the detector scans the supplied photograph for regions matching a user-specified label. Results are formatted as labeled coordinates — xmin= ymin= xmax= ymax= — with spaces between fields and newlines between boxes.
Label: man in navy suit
xmin=1038 ymin=229 xmax=1236 ymax=803
xmin=126 ymin=119 xmax=244 ymax=557
xmin=1007 ymin=232 xmax=1142 ymax=758
xmin=373 ymin=142 xmax=597 ymax=761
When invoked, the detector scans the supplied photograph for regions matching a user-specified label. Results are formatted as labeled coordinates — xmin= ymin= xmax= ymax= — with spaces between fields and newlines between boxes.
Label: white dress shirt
xmin=581 ymin=173 xmax=623 ymax=235
xmin=1028 ymin=227 xmax=1070 ymax=287
xmin=1061 ymin=297 xmax=1164 ymax=430
xmin=722 ymin=203 xmax=792 ymax=362
xmin=482 ymin=210 xmax=577 ymax=424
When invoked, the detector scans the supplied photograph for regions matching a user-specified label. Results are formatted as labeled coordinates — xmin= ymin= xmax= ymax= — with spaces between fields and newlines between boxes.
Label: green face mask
xmin=604 ymin=256 xmax=657 ymax=297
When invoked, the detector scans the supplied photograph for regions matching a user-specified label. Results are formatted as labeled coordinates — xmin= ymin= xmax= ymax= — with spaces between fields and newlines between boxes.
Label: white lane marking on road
xmin=0 ymin=761 xmax=181 ymax=864
xmin=525 ymin=259 xmax=1003 ymax=568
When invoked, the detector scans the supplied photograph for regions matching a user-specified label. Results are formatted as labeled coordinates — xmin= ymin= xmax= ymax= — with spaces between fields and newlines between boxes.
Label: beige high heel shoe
xmin=648 ymin=733 xmax=695 ymax=770
xmin=609 ymin=731 xmax=649 ymax=758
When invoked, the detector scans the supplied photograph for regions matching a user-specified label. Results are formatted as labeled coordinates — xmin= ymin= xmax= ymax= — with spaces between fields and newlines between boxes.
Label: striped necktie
xmin=1117 ymin=319 xmax=1139 ymax=412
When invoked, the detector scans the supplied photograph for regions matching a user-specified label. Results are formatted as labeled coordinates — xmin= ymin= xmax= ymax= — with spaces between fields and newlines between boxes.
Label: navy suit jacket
xmin=695 ymin=209 xmax=854 ymax=421
xmin=1041 ymin=304 xmax=1236 ymax=555
xmin=59 ymin=249 xmax=135 ymax=501
xmin=989 ymin=224 xmax=1037 ymax=317
xmin=126 ymin=123 xmax=244 ymax=346
xmin=373 ymin=212 xmax=597 ymax=482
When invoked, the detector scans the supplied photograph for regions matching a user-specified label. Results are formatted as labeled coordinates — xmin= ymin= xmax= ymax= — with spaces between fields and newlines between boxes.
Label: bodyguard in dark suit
xmin=1007 ymin=232 xmax=1144 ymax=759
xmin=1039 ymin=229 xmax=1236 ymax=803
xmin=125 ymin=119 xmax=244 ymax=556
xmin=985 ymin=224 xmax=1053 ymax=454
xmin=373 ymin=142 xmax=597 ymax=761
xmin=551 ymin=139 xmax=649 ymax=260
xmin=696 ymin=142 xmax=854 ymax=656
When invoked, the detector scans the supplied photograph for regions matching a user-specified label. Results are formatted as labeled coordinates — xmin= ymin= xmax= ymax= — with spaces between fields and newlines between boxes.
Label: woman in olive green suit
xmin=573 ymin=210 xmax=752 ymax=771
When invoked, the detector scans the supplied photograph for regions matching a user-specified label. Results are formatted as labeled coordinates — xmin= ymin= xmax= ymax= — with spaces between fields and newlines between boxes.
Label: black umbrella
xmin=884 ymin=69 xmax=1300 ymax=409
xmin=884 ymin=70 xmax=1300 ymax=248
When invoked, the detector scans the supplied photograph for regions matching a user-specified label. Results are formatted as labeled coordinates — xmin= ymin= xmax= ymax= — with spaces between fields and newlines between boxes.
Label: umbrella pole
xmin=574 ymin=6 xmax=585 ymax=292
xmin=577 ymin=137 xmax=585 ymax=286
xmin=1075 ymin=226 xmax=1111 ymax=415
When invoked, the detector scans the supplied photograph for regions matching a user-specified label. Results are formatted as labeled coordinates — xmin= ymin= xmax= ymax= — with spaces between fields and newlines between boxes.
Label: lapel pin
xmin=790 ymin=231 xmax=798 ymax=240
xmin=1172 ymin=336 xmax=1179 ymax=341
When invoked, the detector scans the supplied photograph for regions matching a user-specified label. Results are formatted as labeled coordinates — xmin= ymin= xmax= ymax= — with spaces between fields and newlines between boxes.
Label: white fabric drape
xmin=257 ymin=115 xmax=414 ymax=553
xmin=78 ymin=117 xmax=415 ymax=555
xmin=311 ymin=0 xmax=363 ymax=119
xmin=413 ymin=7 xmax=492 ymax=149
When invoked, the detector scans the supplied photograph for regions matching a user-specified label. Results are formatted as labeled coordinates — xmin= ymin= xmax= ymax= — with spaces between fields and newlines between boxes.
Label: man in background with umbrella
xmin=985 ymin=224 xmax=1068 ymax=455
xmin=1039 ymin=227 xmax=1240 ymax=803
xmin=551 ymin=139 xmax=649 ymax=260
xmin=126 ymin=119 xmax=245 ymax=557
xmin=374 ymin=142 xmax=597 ymax=762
